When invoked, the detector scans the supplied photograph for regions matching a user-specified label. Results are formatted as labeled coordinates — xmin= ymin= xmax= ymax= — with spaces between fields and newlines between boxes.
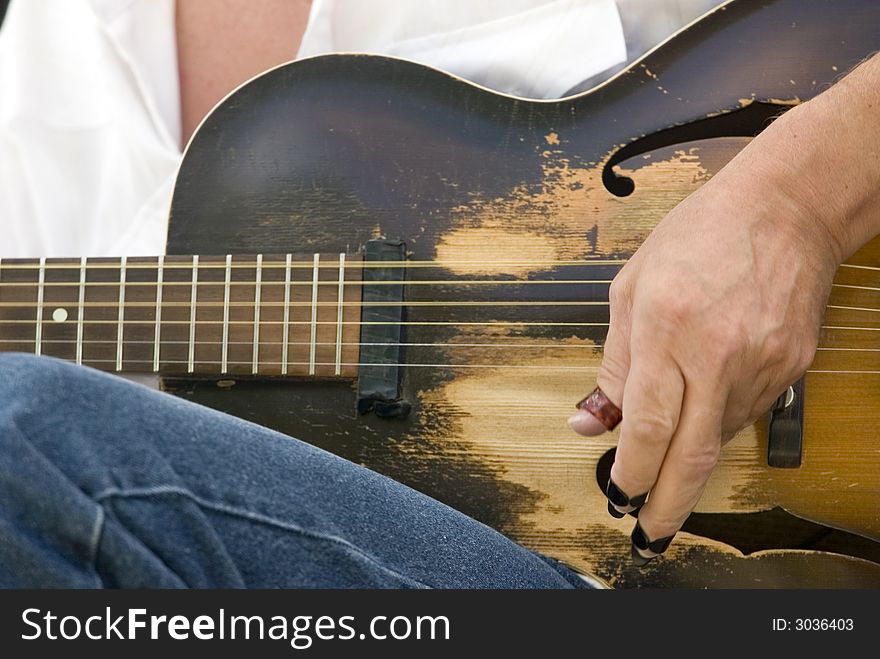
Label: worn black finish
xmin=172 ymin=0 xmax=880 ymax=258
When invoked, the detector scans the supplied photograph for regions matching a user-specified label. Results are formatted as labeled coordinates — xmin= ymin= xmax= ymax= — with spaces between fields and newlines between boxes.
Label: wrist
xmin=703 ymin=126 xmax=846 ymax=274
xmin=770 ymin=97 xmax=880 ymax=264
xmin=714 ymin=85 xmax=880 ymax=267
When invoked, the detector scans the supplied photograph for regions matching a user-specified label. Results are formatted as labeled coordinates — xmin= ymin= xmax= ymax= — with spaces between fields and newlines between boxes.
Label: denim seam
xmin=6 ymin=409 xmax=108 ymax=588
xmin=93 ymin=485 xmax=433 ymax=589
xmin=87 ymin=506 xmax=105 ymax=588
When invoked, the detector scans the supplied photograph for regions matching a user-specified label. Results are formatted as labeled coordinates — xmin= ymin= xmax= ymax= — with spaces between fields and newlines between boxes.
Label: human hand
xmin=569 ymin=159 xmax=840 ymax=565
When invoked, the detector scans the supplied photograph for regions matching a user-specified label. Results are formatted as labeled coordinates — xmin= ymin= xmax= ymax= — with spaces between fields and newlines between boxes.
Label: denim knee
xmin=0 ymin=353 xmax=77 ymax=408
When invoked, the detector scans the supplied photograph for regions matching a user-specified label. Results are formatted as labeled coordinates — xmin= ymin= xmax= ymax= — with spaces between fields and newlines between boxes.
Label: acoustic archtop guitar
xmin=2 ymin=0 xmax=880 ymax=587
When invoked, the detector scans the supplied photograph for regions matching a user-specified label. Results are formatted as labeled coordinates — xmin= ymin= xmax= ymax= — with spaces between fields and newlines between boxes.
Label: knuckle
xmin=700 ymin=322 xmax=749 ymax=369
xmin=759 ymin=329 xmax=814 ymax=375
xmin=649 ymin=290 xmax=693 ymax=325
xmin=626 ymin=412 xmax=677 ymax=444
xmin=678 ymin=443 xmax=721 ymax=478
xmin=759 ymin=329 xmax=788 ymax=365
xmin=708 ymin=320 xmax=747 ymax=353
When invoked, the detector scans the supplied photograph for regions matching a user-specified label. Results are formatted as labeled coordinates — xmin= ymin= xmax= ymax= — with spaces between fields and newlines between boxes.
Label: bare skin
xmin=175 ymin=0 xmax=312 ymax=145
xmin=570 ymin=53 xmax=880 ymax=563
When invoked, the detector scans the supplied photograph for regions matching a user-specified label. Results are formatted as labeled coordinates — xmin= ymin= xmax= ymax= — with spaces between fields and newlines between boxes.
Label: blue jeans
xmin=0 ymin=354 xmax=590 ymax=588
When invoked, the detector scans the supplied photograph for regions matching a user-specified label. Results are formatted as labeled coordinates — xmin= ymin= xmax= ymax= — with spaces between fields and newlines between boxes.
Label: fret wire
xmin=222 ymin=254 xmax=232 ymax=373
xmin=309 ymin=253 xmax=319 ymax=376
xmin=116 ymin=256 xmax=127 ymax=371
xmin=34 ymin=257 xmax=45 ymax=357
xmin=252 ymin=254 xmax=263 ymax=375
xmin=76 ymin=257 xmax=86 ymax=365
xmin=153 ymin=255 xmax=164 ymax=373
xmin=281 ymin=254 xmax=292 ymax=376
xmin=335 ymin=253 xmax=345 ymax=376
xmin=188 ymin=255 xmax=198 ymax=373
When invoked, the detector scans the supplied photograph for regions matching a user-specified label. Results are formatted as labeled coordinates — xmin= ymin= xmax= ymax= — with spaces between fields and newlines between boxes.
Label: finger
xmin=630 ymin=384 xmax=725 ymax=565
xmin=607 ymin=354 xmax=684 ymax=516
xmin=569 ymin=295 xmax=630 ymax=436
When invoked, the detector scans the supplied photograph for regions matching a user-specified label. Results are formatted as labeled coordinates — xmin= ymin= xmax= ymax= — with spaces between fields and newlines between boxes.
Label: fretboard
xmin=0 ymin=254 xmax=362 ymax=377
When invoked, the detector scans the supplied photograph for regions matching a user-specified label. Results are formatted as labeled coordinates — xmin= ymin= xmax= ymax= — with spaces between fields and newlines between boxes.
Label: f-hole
xmin=602 ymin=101 xmax=792 ymax=197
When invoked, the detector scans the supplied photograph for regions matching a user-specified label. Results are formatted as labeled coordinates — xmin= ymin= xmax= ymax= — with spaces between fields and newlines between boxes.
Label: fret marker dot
xmin=52 ymin=308 xmax=68 ymax=323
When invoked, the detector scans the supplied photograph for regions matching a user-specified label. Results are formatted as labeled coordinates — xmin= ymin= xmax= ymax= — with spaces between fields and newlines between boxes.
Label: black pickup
xmin=356 ymin=239 xmax=411 ymax=419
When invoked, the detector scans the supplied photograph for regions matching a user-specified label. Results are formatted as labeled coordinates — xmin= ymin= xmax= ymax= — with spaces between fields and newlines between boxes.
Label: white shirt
xmin=0 ymin=0 xmax=180 ymax=258
xmin=0 ymin=0 xmax=720 ymax=258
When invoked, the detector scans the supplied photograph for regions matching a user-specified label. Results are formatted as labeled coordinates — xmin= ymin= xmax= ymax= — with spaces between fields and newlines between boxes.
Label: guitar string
xmin=2 ymin=320 xmax=880 ymax=340
xmin=0 ymin=259 xmax=877 ymax=271
xmin=2 ymin=319 xmax=880 ymax=333
xmin=0 ymin=281 xmax=876 ymax=295
xmin=0 ymin=260 xmax=625 ymax=270
xmin=0 ymin=356 xmax=871 ymax=376
xmin=0 ymin=300 xmax=612 ymax=308
xmin=0 ymin=280 xmax=617 ymax=287
xmin=0 ymin=301 xmax=878 ymax=316
xmin=2 ymin=259 xmax=879 ymax=353
xmin=0 ymin=338 xmax=873 ymax=356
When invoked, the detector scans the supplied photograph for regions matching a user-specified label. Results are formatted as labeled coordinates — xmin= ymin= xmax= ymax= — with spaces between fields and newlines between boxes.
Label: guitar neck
xmin=0 ymin=254 xmax=363 ymax=377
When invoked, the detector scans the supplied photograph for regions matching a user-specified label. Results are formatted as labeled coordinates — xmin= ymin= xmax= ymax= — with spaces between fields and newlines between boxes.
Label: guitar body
xmin=166 ymin=0 xmax=880 ymax=587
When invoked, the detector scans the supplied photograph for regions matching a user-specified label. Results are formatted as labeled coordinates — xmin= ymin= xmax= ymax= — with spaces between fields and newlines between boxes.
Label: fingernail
xmin=630 ymin=521 xmax=675 ymax=567
xmin=605 ymin=478 xmax=647 ymax=519
xmin=568 ymin=410 xmax=607 ymax=436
